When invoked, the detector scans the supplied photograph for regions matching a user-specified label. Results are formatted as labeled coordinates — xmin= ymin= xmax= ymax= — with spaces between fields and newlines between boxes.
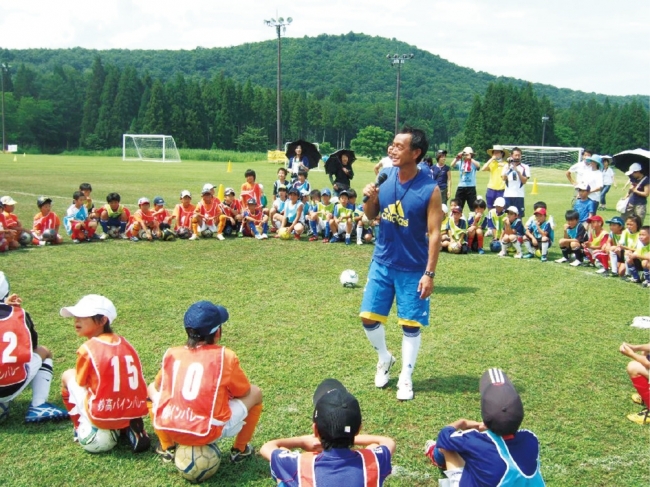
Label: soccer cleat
xmin=643 ymin=281 xmax=650 ymax=288
xmin=309 ymin=235 xmax=319 ymax=242
xmin=396 ymin=378 xmax=414 ymax=401
xmin=322 ymin=238 xmax=329 ymax=243
xmin=601 ymin=270 xmax=611 ymax=277
xmin=294 ymin=234 xmax=301 ymax=240
xmin=0 ymin=402 xmax=9 ymax=422
xmin=345 ymin=236 xmax=351 ymax=245
xmin=632 ymin=393 xmax=644 ymax=405
xmin=261 ymin=234 xmax=269 ymax=240
xmin=99 ymin=233 xmax=108 ymax=240
xmin=216 ymin=233 xmax=225 ymax=241
xmin=91 ymin=234 xmax=101 ymax=241
xmin=130 ymin=236 xmax=139 ymax=242
xmin=230 ymin=444 xmax=255 ymax=463
xmin=522 ymin=253 xmax=534 ymax=259
xmin=595 ymin=268 xmax=606 ymax=274
xmin=25 ymin=402 xmax=69 ymax=423
xmin=627 ymin=408 xmax=650 ymax=425
xmin=238 ymin=232 xmax=244 ymax=238
xmin=424 ymin=440 xmax=442 ymax=468
xmin=155 ymin=444 xmax=176 ymax=463
xmin=498 ymin=250 xmax=507 ymax=257
xmin=72 ymin=239 xmax=81 ymax=244
xmin=627 ymin=277 xmax=642 ymax=284
xmin=255 ymin=234 xmax=264 ymax=240
xmin=478 ymin=248 xmax=485 ymax=255
xmin=189 ymin=234 xmax=198 ymax=241
xmin=374 ymin=355 xmax=396 ymax=388
xmin=555 ymin=257 xmax=568 ymax=264
xmin=540 ymin=256 xmax=548 ymax=262
xmin=126 ymin=418 xmax=151 ymax=453
xmin=514 ymin=253 xmax=523 ymax=259
xmin=330 ymin=235 xmax=340 ymax=243
xmin=570 ymin=260 xmax=582 ymax=267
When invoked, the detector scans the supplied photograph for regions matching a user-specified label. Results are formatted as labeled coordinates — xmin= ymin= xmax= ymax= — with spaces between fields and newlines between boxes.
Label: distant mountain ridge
xmin=1 ymin=33 xmax=646 ymax=115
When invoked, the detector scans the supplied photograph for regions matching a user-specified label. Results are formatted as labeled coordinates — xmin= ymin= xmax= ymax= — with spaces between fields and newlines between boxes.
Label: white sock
xmin=513 ymin=240 xmax=522 ymax=254
xmin=31 ymin=358 xmax=53 ymax=407
xmin=399 ymin=334 xmax=421 ymax=382
xmin=364 ymin=325 xmax=391 ymax=363
xmin=541 ymin=241 xmax=549 ymax=256
xmin=357 ymin=227 xmax=363 ymax=243
xmin=609 ymin=251 xmax=618 ymax=272
xmin=345 ymin=233 xmax=351 ymax=239
xmin=524 ymin=240 xmax=533 ymax=254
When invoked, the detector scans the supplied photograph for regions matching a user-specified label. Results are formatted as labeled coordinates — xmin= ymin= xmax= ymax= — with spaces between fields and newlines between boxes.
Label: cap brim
xmin=313 ymin=378 xmax=347 ymax=406
xmin=60 ymin=305 xmax=96 ymax=319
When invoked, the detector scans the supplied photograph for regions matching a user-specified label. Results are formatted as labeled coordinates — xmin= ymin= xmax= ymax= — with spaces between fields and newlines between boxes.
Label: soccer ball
xmin=489 ymin=240 xmax=502 ymax=253
xmin=201 ymin=228 xmax=213 ymax=238
xmin=535 ymin=249 xmax=542 ymax=258
xmin=107 ymin=226 xmax=121 ymax=239
xmin=42 ymin=229 xmax=57 ymax=242
xmin=18 ymin=232 xmax=32 ymax=246
xmin=78 ymin=424 xmax=119 ymax=453
xmin=177 ymin=227 xmax=191 ymax=239
xmin=162 ymin=228 xmax=176 ymax=241
xmin=340 ymin=269 xmax=359 ymax=288
xmin=138 ymin=229 xmax=150 ymax=240
xmin=449 ymin=241 xmax=462 ymax=254
xmin=278 ymin=228 xmax=292 ymax=240
xmin=174 ymin=443 xmax=222 ymax=483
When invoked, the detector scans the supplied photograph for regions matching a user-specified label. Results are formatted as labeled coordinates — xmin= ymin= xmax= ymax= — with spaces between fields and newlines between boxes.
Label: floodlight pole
xmin=541 ymin=115 xmax=549 ymax=146
xmin=387 ymin=54 xmax=414 ymax=134
xmin=0 ymin=63 xmax=8 ymax=153
xmin=265 ymin=16 xmax=292 ymax=151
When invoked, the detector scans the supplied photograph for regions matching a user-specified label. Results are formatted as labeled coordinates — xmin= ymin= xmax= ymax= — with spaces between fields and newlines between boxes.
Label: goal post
xmin=122 ymin=134 xmax=181 ymax=163
xmin=502 ymin=145 xmax=583 ymax=169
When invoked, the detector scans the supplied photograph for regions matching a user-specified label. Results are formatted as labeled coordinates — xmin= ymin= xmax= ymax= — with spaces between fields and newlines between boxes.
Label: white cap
xmin=0 ymin=272 xmax=9 ymax=301
xmin=506 ymin=206 xmax=519 ymax=215
xmin=0 ymin=196 xmax=17 ymax=205
xmin=494 ymin=197 xmax=506 ymax=208
xmin=626 ymin=162 xmax=643 ymax=175
xmin=60 ymin=294 xmax=117 ymax=324
xmin=441 ymin=204 xmax=448 ymax=214
xmin=137 ymin=197 xmax=150 ymax=206
xmin=202 ymin=183 xmax=215 ymax=194
xmin=180 ymin=190 xmax=191 ymax=198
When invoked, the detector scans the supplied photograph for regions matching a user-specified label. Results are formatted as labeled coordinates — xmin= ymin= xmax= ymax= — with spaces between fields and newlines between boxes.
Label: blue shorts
xmin=105 ymin=217 xmax=123 ymax=227
xmin=504 ymin=197 xmax=525 ymax=217
xmin=486 ymin=188 xmax=504 ymax=209
xmin=359 ymin=260 xmax=430 ymax=327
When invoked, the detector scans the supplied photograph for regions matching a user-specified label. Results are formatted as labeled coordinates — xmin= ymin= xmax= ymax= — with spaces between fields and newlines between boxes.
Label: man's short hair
xmin=399 ymin=126 xmax=429 ymax=163
xmin=511 ymin=147 xmax=522 ymax=155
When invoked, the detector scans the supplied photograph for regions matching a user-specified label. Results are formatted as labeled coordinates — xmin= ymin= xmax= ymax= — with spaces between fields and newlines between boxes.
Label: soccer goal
xmin=502 ymin=145 xmax=583 ymax=169
xmin=122 ymin=134 xmax=181 ymax=163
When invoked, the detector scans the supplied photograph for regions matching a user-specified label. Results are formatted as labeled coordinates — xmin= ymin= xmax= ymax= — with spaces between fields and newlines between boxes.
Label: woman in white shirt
xmin=600 ymin=156 xmax=616 ymax=210
xmin=582 ymin=156 xmax=604 ymax=215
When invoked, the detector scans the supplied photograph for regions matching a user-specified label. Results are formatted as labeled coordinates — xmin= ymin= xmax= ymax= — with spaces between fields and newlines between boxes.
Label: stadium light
xmin=541 ymin=115 xmax=550 ymax=146
xmin=264 ymin=16 xmax=292 ymax=151
xmin=386 ymin=54 xmax=414 ymax=134
xmin=0 ymin=63 xmax=9 ymax=153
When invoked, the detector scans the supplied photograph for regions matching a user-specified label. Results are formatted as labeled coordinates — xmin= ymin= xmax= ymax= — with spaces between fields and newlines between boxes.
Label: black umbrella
xmin=325 ymin=149 xmax=356 ymax=175
xmin=613 ymin=149 xmax=649 ymax=177
xmin=285 ymin=140 xmax=321 ymax=170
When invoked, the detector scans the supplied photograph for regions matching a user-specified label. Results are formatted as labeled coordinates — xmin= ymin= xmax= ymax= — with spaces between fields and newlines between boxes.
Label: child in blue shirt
xmin=523 ymin=208 xmax=553 ymax=261
xmin=555 ymin=209 xmax=588 ymax=265
xmin=499 ymin=206 xmax=526 ymax=258
xmin=573 ymin=183 xmax=592 ymax=226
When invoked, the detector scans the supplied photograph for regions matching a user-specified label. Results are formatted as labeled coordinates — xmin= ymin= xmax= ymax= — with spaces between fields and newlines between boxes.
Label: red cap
xmin=587 ymin=215 xmax=604 ymax=223
xmin=534 ymin=208 xmax=546 ymax=216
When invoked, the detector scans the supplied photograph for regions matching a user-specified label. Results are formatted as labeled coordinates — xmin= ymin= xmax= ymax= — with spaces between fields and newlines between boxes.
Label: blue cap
xmin=184 ymin=301 xmax=229 ymax=335
xmin=153 ymin=196 xmax=165 ymax=205
xmin=322 ymin=188 xmax=332 ymax=196
xmin=606 ymin=216 xmax=624 ymax=226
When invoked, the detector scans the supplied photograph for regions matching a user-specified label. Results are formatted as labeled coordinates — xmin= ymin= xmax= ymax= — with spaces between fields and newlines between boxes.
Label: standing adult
xmin=481 ymin=145 xmax=509 ymax=208
xmin=329 ymin=153 xmax=355 ymax=196
xmin=452 ymin=147 xmax=481 ymax=214
xmin=582 ymin=155 xmax=604 ymax=216
xmin=288 ymin=145 xmax=310 ymax=182
xmin=360 ymin=127 xmax=442 ymax=401
xmin=600 ymin=156 xmax=616 ymax=210
xmin=566 ymin=149 xmax=593 ymax=186
xmin=625 ymin=163 xmax=649 ymax=222
xmin=501 ymin=147 xmax=530 ymax=217
xmin=374 ymin=145 xmax=394 ymax=176
xmin=430 ymin=150 xmax=452 ymax=206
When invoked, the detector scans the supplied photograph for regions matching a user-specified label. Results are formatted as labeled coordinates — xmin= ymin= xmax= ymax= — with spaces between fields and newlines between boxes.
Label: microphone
xmin=363 ymin=172 xmax=389 ymax=203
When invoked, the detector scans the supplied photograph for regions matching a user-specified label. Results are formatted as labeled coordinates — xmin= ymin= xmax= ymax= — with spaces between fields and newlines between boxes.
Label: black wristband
xmin=424 ymin=271 xmax=435 ymax=278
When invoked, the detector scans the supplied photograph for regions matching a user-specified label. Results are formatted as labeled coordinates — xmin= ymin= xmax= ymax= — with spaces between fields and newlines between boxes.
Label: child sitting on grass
xmin=486 ymin=196 xmax=507 ymax=248
xmin=60 ymin=294 xmax=150 ymax=453
xmin=442 ymin=207 xmax=468 ymax=254
xmin=625 ymin=225 xmax=650 ymax=285
xmin=603 ymin=216 xmax=625 ymax=277
xmin=127 ymin=197 xmax=161 ymax=242
xmin=64 ymin=191 xmax=98 ymax=243
xmin=217 ymin=188 xmax=243 ymax=239
xmin=149 ymin=301 xmax=263 ymax=466
xmin=555 ymin=210 xmax=587 ymax=265
xmin=582 ymin=215 xmax=610 ymax=271
xmin=98 ymin=192 xmax=129 ymax=239
xmin=1 ymin=196 xmax=32 ymax=248
xmin=315 ymin=188 xmax=334 ymax=242
xmin=151 ymin=196 xmax=173 ymax=231
xmin=32 ymin=196 xmax=63 ymax=246
xmin=467 ymin=199 xmax=488 ymax=254
xmin=499 ymin=206 xmax=526 ymax=258
xmin=523 ymin=207 xmax=553 ymax=261
xmin=242 ymin=198 xmax=269 ymax=239
xmin=619 ymin=342 xmax=650 ymax=425
xmin=619 ymin=215 xmax=642 ymax=279
xmin=173 ymin=190 xmax=195 ymax=238
xmin=260 ymin=378 xmax=395 ymax=486
xmin=424 ymin=368 xmax=544 ymax=486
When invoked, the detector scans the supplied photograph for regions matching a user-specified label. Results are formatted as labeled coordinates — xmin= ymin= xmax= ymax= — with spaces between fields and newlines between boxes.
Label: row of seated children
xmin=440 ymin=197 xmax=556 ymax=261
xmin=0 ymin=271 xmax=544 ymax=485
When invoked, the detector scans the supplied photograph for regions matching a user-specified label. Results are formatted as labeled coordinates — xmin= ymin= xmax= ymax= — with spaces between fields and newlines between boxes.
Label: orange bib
xmin=0 ymin=307 xmax=32 ymax=387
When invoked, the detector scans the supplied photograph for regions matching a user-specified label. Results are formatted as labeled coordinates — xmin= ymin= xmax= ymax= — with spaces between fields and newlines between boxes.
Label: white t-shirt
xmin=380 ymin=156 xmax=393 ymax=169
xmin=582 ymin=169 xmax=604 ymax=202
xmin=602 ymin=168 xmax=615 ymax=186
xmin=568 ymin=161 xmax=589 ymax=185
xmin=502 ymin=163 xmax=530 ymax=198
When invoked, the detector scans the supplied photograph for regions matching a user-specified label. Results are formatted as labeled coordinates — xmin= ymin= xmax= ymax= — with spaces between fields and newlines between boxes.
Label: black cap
xmin=288 ymin=187 xmax=299 ymax=195
xmin=480 ymin=368 xmax=524 ymax=436
xmin=312 ymin=379 xmax=362 ymax=442
xmin=37 ymin=196 xmax=53 ymax=208
xmin=338 ymin=189 xmax=349 ymax=197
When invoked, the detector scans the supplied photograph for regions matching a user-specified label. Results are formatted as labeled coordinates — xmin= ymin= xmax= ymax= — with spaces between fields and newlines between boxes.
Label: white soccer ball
xmin=107 ymin=226 xmax=121 ymax=238
xmin=174 ymin=443 xmax=222 ymax=483
xmin=340 ymin=269 xmax=359 ymax=288
xmin=201 ymin=228 xmax=213 ymax=238
xmin=449 ymin=241 xmax=462 ymax=254
xmin=41 ymin=229 xmax=57 ymax=242
xmin=18 ymin=231 xmax=32 ymax=246
xmin=138 ymin=229 xmax=150 ymax=240
xmin=78 ymin=424 xmax=119 ymax=453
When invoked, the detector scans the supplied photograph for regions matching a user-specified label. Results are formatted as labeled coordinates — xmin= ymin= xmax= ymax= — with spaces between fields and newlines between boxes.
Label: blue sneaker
xmin=478 ymin=248 xmax=485 ymax=255
xmin=329 ymin=235 xmax=340 ymax=243
xmin=345 ymin=236 xmax=351 ymax=245
xmin=522 ymin=253 xmax=534 ymax=259
xmin=25 ymin=402 xmax=69 ymax=423
xmin=0 ymin=402 xmax=9 ymax=422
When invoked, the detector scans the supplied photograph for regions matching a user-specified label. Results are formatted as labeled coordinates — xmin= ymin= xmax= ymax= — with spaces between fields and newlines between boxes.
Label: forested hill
xmin=1 ymin=33 xmax=645 ymax=114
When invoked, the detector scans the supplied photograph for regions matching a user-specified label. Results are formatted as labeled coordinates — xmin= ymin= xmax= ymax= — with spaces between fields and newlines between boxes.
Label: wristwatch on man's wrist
xmin=424 ymin=271 xmax=435 ymax=278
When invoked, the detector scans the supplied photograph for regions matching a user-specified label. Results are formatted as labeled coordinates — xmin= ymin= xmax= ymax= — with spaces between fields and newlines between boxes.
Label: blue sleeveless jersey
xmin=373 ymin=167 xmax=436 ymax=272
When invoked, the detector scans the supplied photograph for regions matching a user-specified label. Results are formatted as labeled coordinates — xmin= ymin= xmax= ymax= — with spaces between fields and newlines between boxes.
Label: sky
xmin=0 ymin=0 xmax=648 ymax=96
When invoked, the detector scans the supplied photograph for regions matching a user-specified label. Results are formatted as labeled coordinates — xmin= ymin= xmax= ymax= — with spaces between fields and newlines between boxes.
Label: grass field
xmin=0 ymin=154 xmax=648 ymax=487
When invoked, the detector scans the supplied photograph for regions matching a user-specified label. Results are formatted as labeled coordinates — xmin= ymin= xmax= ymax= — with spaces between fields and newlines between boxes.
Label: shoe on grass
xmin=596 ymin=268 xmax=606 ymax=274
xmin=627 ymin=408 xmax=650 ymax=425
xmin=126 ymin=418 xmax=151 ymax=453
xmin=424 ymin=440 xmax=443 ymax=468
xmin=632 ymin=393 xmax=644 ymax=405
xmin=0 ymin=402 xmax=9 ymax=422
xmin=522 ymin=253 xmax=534 ymax=259
xmin=230 ymin=444 xmax=254 ymax=463
xmin=396 ymin=378 xmax=414 ymax=401
xmin=216 ymin=233 xmax=225 ymax=241
xmin=570 ymin=260 xmax=582 ymax=267
xmin=25 ymin=402 xmax=69 ymax=423
xmin=375 ymin=355 xmax=396 ymax=388
xmin=155 ymin=444 xmax=176 ymax=463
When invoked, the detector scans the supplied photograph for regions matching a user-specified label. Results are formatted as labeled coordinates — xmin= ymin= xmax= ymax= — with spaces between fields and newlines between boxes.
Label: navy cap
xmin=322 ymin=188 xmax=332 ymax=196
xmin=288 ymin=187 xmax=299 ymax=195
xmin=480 ymin=368 xmax=524 ymax=436
xmin=606 ymin=216 xmax=624 ymax=226
xmin=338 ymin=189 xmax=350 ymax=197
xmin=153 ymin=196 xmax=165 ymax=206
xmin=184 ymin=301 xmax=229 ymax=335
xmin=312 ymin=379 xmax=362 ymax=442
xmin=247 ymin=198 xmax=257 ymax=205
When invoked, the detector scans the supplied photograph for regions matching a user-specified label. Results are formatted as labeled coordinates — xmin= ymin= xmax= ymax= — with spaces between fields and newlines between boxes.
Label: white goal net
xmin=502 ymin=145 xmax=583 ymax=169
xmin=122 ymin=134 xmax=181 ymax=163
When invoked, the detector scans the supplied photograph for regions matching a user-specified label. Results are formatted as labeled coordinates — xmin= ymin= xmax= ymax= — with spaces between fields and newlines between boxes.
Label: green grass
xmin=0 ymin=154 xmax=648 ymax=487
